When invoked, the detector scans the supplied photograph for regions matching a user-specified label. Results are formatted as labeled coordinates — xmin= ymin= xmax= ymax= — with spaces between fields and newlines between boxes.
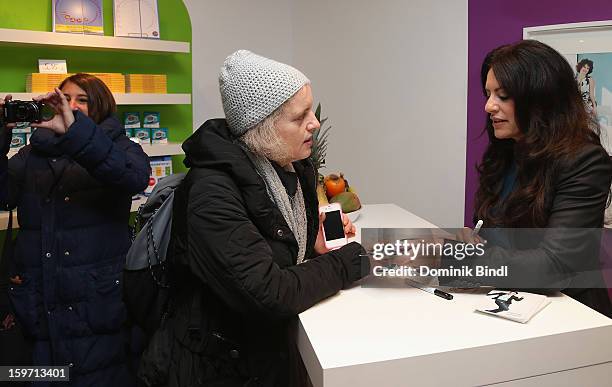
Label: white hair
xmin=240 ymin=103 xmax=292 ymax=165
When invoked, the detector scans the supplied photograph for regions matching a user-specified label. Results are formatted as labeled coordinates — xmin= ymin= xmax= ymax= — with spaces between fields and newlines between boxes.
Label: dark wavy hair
xmin=474 ymin=40 xmax=601 ymax=227
xmin=576 ymin=58 xmax=594 ymax=75
xmin=59 ymin=73 xmax=116 ymax=124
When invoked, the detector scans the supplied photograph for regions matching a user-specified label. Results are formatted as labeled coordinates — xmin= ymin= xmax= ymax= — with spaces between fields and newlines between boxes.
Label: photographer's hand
xmin=0 ymin=95 xmax=17 ymax=131
xmin=32 ymin=88 xmax=74 ymax=134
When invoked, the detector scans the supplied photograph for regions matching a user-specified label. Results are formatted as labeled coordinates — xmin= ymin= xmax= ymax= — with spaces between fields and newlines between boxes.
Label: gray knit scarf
xmin=246 ymin=152 xmax=308 ymax=264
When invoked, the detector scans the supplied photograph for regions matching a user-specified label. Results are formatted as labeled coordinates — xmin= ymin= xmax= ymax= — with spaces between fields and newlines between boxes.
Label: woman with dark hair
xmin=575 ymin=58 xmax=597 ymax=115
xmin=449 ymin=40 xmax=612 ymax=316
xmin=0 ymin=73 xmax=150 ymax=386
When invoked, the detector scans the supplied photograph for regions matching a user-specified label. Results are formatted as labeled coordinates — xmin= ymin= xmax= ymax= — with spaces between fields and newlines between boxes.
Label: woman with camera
xmin=0 ymin=73 xmax=150 ymax=386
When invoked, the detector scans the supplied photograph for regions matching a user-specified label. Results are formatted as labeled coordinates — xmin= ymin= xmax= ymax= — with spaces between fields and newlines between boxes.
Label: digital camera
xmin=1 ymin=100 xmax=55 ymax=124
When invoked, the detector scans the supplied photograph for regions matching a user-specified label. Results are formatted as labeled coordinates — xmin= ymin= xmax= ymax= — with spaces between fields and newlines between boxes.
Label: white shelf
xmin=8 ymin=143 xmax=183 ymax=159
xmin=2 ymin=92 xmax=191 ymax=105
xmin=131 ymin=196 xmax=147 ymax=212
xmin=0 ymin=210 xmax=18 ymax=230
xmin=140 ymin=142 xmax=184 ymax=157
xmin=0 ymin=28 xmax=190 ymax=53
xmin=0 ymin=196 xmax=149 ymax=230
xmin=115 ymin=93 xmax=191 ymax=105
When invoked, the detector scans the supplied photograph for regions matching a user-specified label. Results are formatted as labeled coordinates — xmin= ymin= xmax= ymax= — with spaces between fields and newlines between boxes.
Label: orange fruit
xmin=324 ymin=174 xmax=346 ymax=198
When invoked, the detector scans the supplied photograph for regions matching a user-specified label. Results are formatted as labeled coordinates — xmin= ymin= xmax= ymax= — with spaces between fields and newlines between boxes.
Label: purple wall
xmin=465 ymin=0 xmax=612 ymax=225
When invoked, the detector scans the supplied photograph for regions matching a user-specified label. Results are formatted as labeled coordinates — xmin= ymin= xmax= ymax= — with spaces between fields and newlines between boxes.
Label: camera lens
xmin=41 ymin=104 xmax=55 ymax=122
xmin=16 ymin=105 xmax=29 ymax=121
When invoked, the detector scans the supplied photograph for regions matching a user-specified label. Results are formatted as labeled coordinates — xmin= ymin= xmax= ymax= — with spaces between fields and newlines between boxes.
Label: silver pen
xmin=472 ymin=219 xmax=483 ymax=238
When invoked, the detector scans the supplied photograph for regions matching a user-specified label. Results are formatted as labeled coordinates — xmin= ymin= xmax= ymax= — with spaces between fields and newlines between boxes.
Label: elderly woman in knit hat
xmin=149 ymin=50 xmax=369 ymax=387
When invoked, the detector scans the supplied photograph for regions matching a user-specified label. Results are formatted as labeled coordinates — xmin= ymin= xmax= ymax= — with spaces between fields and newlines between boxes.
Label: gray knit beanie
xmin=219 ymin=50 xmax=310 ymax=136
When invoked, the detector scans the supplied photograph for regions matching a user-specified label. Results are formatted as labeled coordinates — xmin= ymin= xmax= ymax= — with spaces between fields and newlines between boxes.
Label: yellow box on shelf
xmin=88 ymin=73 xmax=126 ymax=93
xmin=125 ymin=74 xmax=167 ymax=94
xmin=26 ymin=73 xmax=71 ymax=92
xmin=26 ymin=73 xmax=125 ymax=93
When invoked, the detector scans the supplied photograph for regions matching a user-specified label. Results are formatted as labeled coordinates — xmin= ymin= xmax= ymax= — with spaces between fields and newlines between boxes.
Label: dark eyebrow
xmin=63 ymin=94 xmax=88 ymax=100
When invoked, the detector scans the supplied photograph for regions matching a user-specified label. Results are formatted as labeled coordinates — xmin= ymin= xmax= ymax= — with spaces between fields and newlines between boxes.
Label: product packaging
xmin=145 ymin=156 xmax=173 ymax=195
xmin=124 ymin=112 xmax=141 ymax=129
xmin=12 ymin=122 xmax=31 ymax=134
xmin=133 ymin=128 xmax=151 ymax=144
xmin=53 ymin=0 xmax=104 ymax=35
xmin=143 ymin=112 xmax=160 ymax=128
xmin=10 ymin=133 xmax=27 ymax=149
xmin=151 ymin=128 xmax=168 ymax=144
xmin=114 ymin=0 xmax=160 ymax=39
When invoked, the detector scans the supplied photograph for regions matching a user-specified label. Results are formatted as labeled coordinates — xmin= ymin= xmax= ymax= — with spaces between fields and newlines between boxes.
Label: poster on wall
xmin=53 ymin=0 xmax=104 ymax=35
xmin=575 ymin=53 xmax=612 ymax=154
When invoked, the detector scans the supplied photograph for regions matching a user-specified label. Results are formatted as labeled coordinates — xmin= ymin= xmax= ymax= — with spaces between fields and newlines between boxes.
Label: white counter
xmin=297 ymin=204 xmax=612 ymax=387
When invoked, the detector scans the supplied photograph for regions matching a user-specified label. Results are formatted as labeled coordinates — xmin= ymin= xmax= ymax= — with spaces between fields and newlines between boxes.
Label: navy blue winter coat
xmin=0 ymin=111 xmax=150 ymax=386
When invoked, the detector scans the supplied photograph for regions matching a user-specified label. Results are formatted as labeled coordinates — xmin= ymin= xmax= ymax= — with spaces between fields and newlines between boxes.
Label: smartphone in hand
xmin=320 ymin=203 xmax=348 ymax=250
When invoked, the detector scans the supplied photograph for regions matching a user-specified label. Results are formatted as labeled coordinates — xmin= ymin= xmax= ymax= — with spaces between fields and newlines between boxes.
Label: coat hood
xmin=182 ymin=119 xmax=279 ymax=229
xmin=182 ymin=118 xmax=249 ymax=170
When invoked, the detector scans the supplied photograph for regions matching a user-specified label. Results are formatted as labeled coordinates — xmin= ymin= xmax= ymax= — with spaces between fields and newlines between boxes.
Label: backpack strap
xmin=159 ymin=171 xmax=193 ymax=326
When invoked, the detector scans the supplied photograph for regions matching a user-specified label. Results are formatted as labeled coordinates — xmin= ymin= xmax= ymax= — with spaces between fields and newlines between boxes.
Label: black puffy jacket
xmin=1 ymin=112 xmax=150 ymax=386
xmin=163 ymin=119 xmax=366 ymax=386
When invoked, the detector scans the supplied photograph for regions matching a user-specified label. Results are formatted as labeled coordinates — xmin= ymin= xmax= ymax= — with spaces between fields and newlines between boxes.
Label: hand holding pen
xmin=455 ymin=219 xmax=486 ymax=244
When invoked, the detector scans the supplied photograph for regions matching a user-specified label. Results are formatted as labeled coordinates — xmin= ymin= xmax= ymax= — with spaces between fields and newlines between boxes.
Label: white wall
xmin=184 ymin=0 xmax=468 ymax=227
xmin=291 ymin=0 xmax=468 ymax=227
xmin=182 ymin=0 xmax=294 ymax=129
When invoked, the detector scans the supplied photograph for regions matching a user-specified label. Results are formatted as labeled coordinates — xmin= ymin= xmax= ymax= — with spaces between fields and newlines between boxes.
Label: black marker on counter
xmin=405 ymin=279 xmax=454 ymax=300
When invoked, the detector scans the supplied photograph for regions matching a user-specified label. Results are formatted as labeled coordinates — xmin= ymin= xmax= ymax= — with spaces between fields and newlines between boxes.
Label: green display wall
xmin=0 ymin=0 xmax=193 ymax=173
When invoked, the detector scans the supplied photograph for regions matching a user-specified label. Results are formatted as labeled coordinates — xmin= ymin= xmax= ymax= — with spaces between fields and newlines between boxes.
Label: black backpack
xmin=123 ymin=173 xmax=186 ymax=337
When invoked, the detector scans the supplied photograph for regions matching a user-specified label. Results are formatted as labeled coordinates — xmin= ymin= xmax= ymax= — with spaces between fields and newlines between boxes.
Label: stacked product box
xmin=143 ymin=112 xmax=167 ymax=144
xmin=26 ymin=73 xmax=125 ymax=93
xmin=145 ymin=156 xmax=173 ymax=195
xmin=124 ymin=111 xmax=141 ymax=140
xmin=26 ymin=73 xmax=71 ymax=93
xmin=125 ymin=111 xmax=168 ymax=144
xmin=150 ymin=128 xmax=168 ymax=144
xmin=125 ymin=74 xmax=167 ymax=93
xmin=10 ymin=123 xmax=35 ymax=151
xmin=88 ymin=73 xmax=125 ymax=92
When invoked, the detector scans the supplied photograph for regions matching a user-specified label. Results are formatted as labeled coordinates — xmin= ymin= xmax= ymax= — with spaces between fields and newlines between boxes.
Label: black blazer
xmin=445 ymin=143 xmax=612 ymax=317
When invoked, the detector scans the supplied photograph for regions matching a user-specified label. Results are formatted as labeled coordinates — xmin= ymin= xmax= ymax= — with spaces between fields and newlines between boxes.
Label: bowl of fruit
xmin=310 ymin=103 xmax=362 ymax=221
xmin=317 ymin=173 xmax=362 ymax=222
